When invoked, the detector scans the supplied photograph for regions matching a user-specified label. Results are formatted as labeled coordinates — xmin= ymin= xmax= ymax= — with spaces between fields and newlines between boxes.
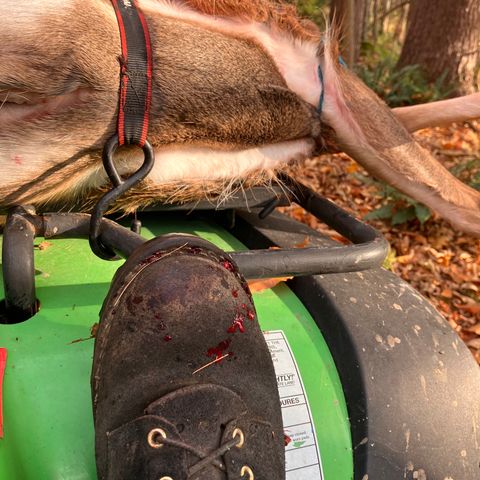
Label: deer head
xmin=1 ymin=0 xmax=479 ymax=236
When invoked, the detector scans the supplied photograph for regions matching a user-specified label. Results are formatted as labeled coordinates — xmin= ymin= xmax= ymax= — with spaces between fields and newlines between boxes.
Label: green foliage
xmin=355 ymin=35 xmax=454 ymax=107
xmin=382 ymin=247 xmax=397 ymax=271
xmin=357 ymin=174 xmax=432 ymax=227
xmin=290 ymin=0 xmax=327 ymax=26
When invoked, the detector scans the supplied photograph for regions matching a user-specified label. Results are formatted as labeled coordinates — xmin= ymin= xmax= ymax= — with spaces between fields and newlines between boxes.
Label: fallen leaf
xmin=466 ymin=323 xmax=480 ymax=335
xmin=346 ymin=163 xmax=360 ymax=174
xmin=248 ymin=277 xmax=293 ymax=292
xmin=295 ymin=237 xmax=311 ymax=248
xmin=395 ymin=252 xmax=415 ymax=265
xmin=456 ymin=303 xmax=480 ymax=315
xmin=467 ymin=338 xmax=480 ymax=349
xmin=448 ymin=265 xmax=472 ymax=283
xmin=329 ymin=233 xmax=350 ymax=245
xmin=36 ymin=241 xmax=52 ymax=251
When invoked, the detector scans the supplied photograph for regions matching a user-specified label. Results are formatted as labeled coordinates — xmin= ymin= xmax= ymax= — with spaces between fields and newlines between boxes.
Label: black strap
xmin=110 ymin=0 xmax=153 ymax=146
xmin=89 ymin=1 xmax=154 ymax=260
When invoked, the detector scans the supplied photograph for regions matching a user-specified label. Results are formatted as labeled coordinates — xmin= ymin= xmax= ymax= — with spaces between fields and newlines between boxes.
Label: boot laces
xmin=147 ymin=427 xmax=254 ymax=479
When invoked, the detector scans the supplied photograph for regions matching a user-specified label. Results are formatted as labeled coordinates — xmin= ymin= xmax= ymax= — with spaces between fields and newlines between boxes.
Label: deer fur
xmin=0 ymin=0 xmax=479 ymax=236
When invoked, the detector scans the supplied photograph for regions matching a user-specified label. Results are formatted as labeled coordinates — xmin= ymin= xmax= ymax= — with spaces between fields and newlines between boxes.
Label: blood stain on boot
xmin=247 ymin=310 xmax=255 ymax=321
xmin=232 ymin=289 xmax=239 ymax=298
xmin=143 ymin=251 xmax=164 ymax=264
xmin=227 ymin=313 xmax=245 ymax=333
xmin=163 ymin=334 xmax=173 ymax=342
xmin=207 ymin=339 xmax=231 ymax=360
xmin=132 ymin=296 xmax=143 ymax=305
xmin=222 ymin=259 xmax=235 ymax=272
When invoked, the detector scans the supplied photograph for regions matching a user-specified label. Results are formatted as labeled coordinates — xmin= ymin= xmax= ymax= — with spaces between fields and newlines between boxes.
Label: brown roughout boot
xmin=91 ymin=234 xmax=285 ymax=480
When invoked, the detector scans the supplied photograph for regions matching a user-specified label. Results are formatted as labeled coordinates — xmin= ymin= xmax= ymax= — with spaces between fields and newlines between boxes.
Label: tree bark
xmin=329 ymin=0 xmax=365 ymax=65
xmin=397 ymin=0 xmax=480 ymax=94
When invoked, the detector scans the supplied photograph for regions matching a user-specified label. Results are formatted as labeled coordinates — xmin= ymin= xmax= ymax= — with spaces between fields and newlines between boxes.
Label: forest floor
xmin=283 ymin=120 xmax=480 ymax=364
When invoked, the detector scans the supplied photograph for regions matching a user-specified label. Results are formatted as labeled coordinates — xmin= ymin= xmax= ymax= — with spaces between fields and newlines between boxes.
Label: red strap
xmin=0 ymin=348 xmax=6 ymax=438
xmin=110 ymin=0 xmax=153 ymax=147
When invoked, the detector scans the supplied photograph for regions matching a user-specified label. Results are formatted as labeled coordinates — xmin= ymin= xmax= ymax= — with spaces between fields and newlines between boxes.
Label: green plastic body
xmin=0 ymin=217 xmax=353 ymax=479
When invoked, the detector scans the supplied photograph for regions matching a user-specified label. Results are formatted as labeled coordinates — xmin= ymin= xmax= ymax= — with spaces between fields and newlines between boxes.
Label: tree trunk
xmin=397 ymin=0 xmax=480 ymax=95
xmin=329 ymin=0 xmax=365 ymax=65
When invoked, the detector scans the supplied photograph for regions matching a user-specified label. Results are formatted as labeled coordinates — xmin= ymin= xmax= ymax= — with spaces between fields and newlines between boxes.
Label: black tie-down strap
xmin=89 ymin=0 xmax=155 ymax=260
xmin=111 ymin=0 xmax=153 ymax=146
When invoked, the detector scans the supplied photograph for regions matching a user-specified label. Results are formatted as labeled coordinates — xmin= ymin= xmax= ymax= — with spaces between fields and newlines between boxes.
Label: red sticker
xmin=0 ymin=348 xmax=7 ymax=439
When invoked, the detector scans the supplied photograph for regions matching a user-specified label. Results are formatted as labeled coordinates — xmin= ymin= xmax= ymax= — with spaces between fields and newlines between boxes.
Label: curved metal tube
xmin=232 ymin=181 xmax=389 ymax=278
xmin=1 ymin=180 xmax=389 ymax=320
xmin=1 ymin=206 xmax=38 ymax=322
xmin=1 ymin=211 xmax=145 ymax=322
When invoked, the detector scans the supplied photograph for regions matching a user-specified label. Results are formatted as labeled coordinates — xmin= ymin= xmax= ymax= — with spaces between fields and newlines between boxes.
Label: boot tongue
xmin=146 ymin=384 xmax=248 ymax=480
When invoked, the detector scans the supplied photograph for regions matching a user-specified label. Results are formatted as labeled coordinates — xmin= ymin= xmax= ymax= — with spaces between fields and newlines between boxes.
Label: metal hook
xmin=89 ymin=135 xmax=155 ymax=260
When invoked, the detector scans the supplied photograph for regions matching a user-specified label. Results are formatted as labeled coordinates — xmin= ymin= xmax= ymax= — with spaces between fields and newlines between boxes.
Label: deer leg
xmin=320 ymin=50 xmax=480 ymax=237
xmin=393 ymin=93 xmax=480 ymax=132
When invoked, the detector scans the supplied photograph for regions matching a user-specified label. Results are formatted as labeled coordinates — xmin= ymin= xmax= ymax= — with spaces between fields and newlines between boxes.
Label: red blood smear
xmin=227 ymin=314 xmax=245 ymax=334
xmin=232 ymin=289 xmax=239 ymax=298
xmin=284 ymin=434 xmax=292 ymax=446
xmin=241 ymin=303 xmax=247 ymax=310
xmin=163 ymin=334 xmax=173 ymax=342
xmin=0 ymin=349 xmax=7 ymax=438
xmin=141 ymin=251 xmax=166 ymax=265
xmin=207 ymin=339 xmax=231 ymax=360
xmin=13 ymin=155 xmax=23 ymax=166
xmin=247 ymin=310 xmax=255 ymax=321
xmin=222 ymin=260 xmax=235 ymax=272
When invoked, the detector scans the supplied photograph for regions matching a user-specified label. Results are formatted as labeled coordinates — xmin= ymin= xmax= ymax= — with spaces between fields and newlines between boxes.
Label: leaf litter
xmin=284 ymin=120 xmax=480 ymax=364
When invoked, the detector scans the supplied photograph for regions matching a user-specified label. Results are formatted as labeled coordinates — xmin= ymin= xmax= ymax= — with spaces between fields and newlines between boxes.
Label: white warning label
xmin=264 ymin=330 xmax=324 ymax=480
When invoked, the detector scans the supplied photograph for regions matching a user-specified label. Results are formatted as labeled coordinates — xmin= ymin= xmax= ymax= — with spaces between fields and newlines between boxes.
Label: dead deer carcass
xmin=1 ymin=0 xmax=480 ymax=236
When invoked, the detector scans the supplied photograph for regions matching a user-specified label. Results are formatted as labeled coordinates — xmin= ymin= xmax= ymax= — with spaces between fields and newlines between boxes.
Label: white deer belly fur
xmin=91 ymin=139 xmax=316 ymax=189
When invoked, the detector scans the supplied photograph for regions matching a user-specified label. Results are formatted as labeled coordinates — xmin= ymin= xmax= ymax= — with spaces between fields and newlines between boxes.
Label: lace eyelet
xmin=147 ymin=428 xmax=167 ymax=449
xmin=159 ymin=477 xmax=173 ymax=480
xmin=241 ymin=465 xmax=254 ymax=479
xmin=232 ymin=428 xmax=245 ymax=448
